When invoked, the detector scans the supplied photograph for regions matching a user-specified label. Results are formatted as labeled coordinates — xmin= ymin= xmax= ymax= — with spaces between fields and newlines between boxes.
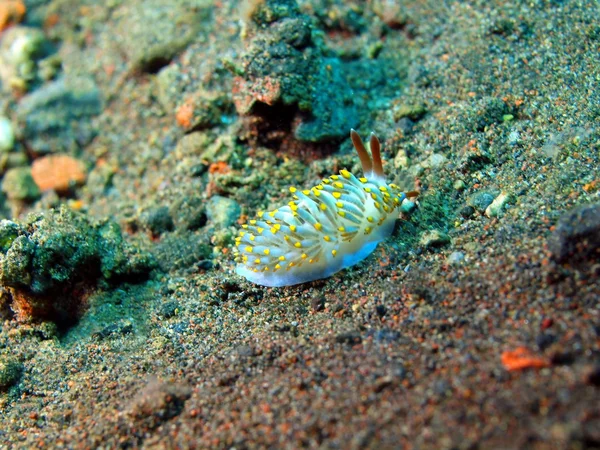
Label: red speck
xmin=541 ymin=318 xmax=553 ymax=330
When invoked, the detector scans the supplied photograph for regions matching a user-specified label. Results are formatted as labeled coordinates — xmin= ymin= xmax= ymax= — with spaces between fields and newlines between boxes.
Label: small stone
xmin=422 ymin=153 xmax=447 ymax=169
xmin=157 ymin=300 xmax=179 ymax=319
xmin=508 ymin=130 xmax=520 ymax=145
xmin=140 ymin=206 xmax=174 ymax=236
xmin=393 ymin=102 xmax=427 ymax=121
xmin=548 ymin=202 xmax=600 ymax=265
xmin=485 ymin=192 xmax=513 ymax=217
xmin=400 ymin=197 xmax=417 ymax=214
xmin=394 ymin=148 xmax=409 ymax=169
xmin=0 ymin=356 xmax=23 ymax=391
xmin=0 ymin=151 xmax=28 ymax=173
xmin=460 ymin=205 xmax=476 ymax=218
xmin=453 ymin=179 xmax=466 ymax=191
xmin=170 ymin=196 xmax=206 ymax=231
xmin=420 ymin=229 xmax=451 ymax=249
xmin=206 ymin=195 xmax=241 ymax=228
xmin=31 ymin=154 xmax=87 ymax=192
xmin=311 ymin=296 xmax=325 ymax=312
xmin=447 ymin=251 xmax=465 ymax=264
xmin=0 ymin=116 xmax=15 ymax=152
xmin=467 ymin=191 xmax=497 ymax=213
xmin=1 ymin=166 xmax=41 ymax=202
xmin=0 ymin=25 xmax=45 ymax=92
xmin=16 ymin=76 xmax=102 ymax=154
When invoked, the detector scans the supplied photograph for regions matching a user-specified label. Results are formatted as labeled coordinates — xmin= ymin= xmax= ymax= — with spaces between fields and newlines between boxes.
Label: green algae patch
xmin=0 ymin=206 xmax=156 ymax=325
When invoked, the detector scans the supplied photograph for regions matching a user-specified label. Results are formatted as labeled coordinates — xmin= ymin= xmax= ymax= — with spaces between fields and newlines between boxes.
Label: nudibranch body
xmin=235 ymin=130 xmax=409 ymax=287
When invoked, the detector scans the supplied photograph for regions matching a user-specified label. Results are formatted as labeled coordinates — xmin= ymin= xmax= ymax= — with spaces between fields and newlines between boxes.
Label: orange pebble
xmin=176 ymin=100 xmax=194 ymax=128
xmin=31 ymin=154 xmax=87 ymax=192
xmin=501 ymin=347 xmax=550 ymax=371
xmin=0 ymin=0 xmax=26 ymax=32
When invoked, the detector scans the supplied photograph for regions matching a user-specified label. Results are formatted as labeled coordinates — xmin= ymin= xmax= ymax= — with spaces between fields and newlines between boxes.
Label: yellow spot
xmin=371 ymin=193 xmax=378 ymax=200
xmin=279 ymin=256 xmax=286 ymax=261
xmin=364 ymin=188 xmax=371 ymax=193
xmin=317 ymin=184 xmax=324 ymax=190
xmin=394 ymin=198 xmax=400 ymax=204
xmin=359 ymin=177 xmax=368 ymax=183
xmin=323 ymin=236 xmax=331 ymax=242
xmin=249 ymin=235 xmax=255 ymax=241
xmin=322 ymin=178 xmax=331 ymax=184
xmin=254 ymin=258 xmax=261 ymax=264
xmin=331 ymin=249 xmax=337 ymax=256
xmin=263 ymin=267 xmax=269 ymax=272
xmin=270 ymin=227 xmax=278 ymax=234
xmin=250 ymin=220 xmax=257 ymax=225
xmin=313 ymin=189 xmax=321 ymax=197
xmin=330 ymin=175 xmax=339 ymax=180
xmin=374 ymin=202 xmax=381 ymax=209
xmin=389 ymin=183 xmax=398 ymax=189
xmin=263 ymin=249 xmax=270 ymax=255
xmin=338 ymin=211 xmax=346 ymax=217
xmin=242 ymin=224 xmax=248 ymax=229
xmin=245 ymin=246 xmax=253 ymax=253
xmin=294 ymin=241 xmax=302 ymax=248
xmin=275 ymin=264 xmax=281 ymax=270
xmin=289 ymin=186 xmax=297 ymax=193
xmin=257 ymin=227 xmax=264 ymax=234
xmin=289 ymin=262 xmax=295 ymax=267
xmin=338 ymin=226 xmax=345 ymax=232
xmin=333 ymin=191 xmax=342 ymax=199
xmin=290 ymin=225 xmax=297 ymax=232
xmin=301 ymin=253 xmax=307 ymax=259
xmin=302 ymin=190 xmax=310 ymax=195
xmin=333 ymin=181 xmax=344 ymax=189
xmin=335 ymin=201 xmax=343 ymax=208
xmin=379 ymin=186 xmax=387 ymax=191
xmin=314 ymin=223 xmax=322 ymax=231
xmin=365 ymin=227 xmax=372 ymax=234
xmin=257 ymin=211 xmax=264 ymax=218
xmin=290 ymin=203 xmax=298 ymax=211
xmin=320 ymin=203 xmax=328 ymax=211
xmin=367 ymin=216 xmax=374 ymax=223
xmin=340 ymin=169 xmax=351 ymax=179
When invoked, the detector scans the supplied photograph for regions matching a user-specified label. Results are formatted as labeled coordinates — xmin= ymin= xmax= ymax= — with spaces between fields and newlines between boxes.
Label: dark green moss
xmin=0 ymin=206 xmax=157 ymax=323
xmin=0 ymin=357 xmax=23 ymax=391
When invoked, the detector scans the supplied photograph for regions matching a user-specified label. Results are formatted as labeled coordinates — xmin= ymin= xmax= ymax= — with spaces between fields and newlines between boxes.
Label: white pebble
xmin=0 ymin=116 xmax=15 ymax=152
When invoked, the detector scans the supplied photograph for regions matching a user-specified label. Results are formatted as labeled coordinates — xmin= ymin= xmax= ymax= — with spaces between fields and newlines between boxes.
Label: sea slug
xmin=234 ymin=130 xmax=413 ymax=287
